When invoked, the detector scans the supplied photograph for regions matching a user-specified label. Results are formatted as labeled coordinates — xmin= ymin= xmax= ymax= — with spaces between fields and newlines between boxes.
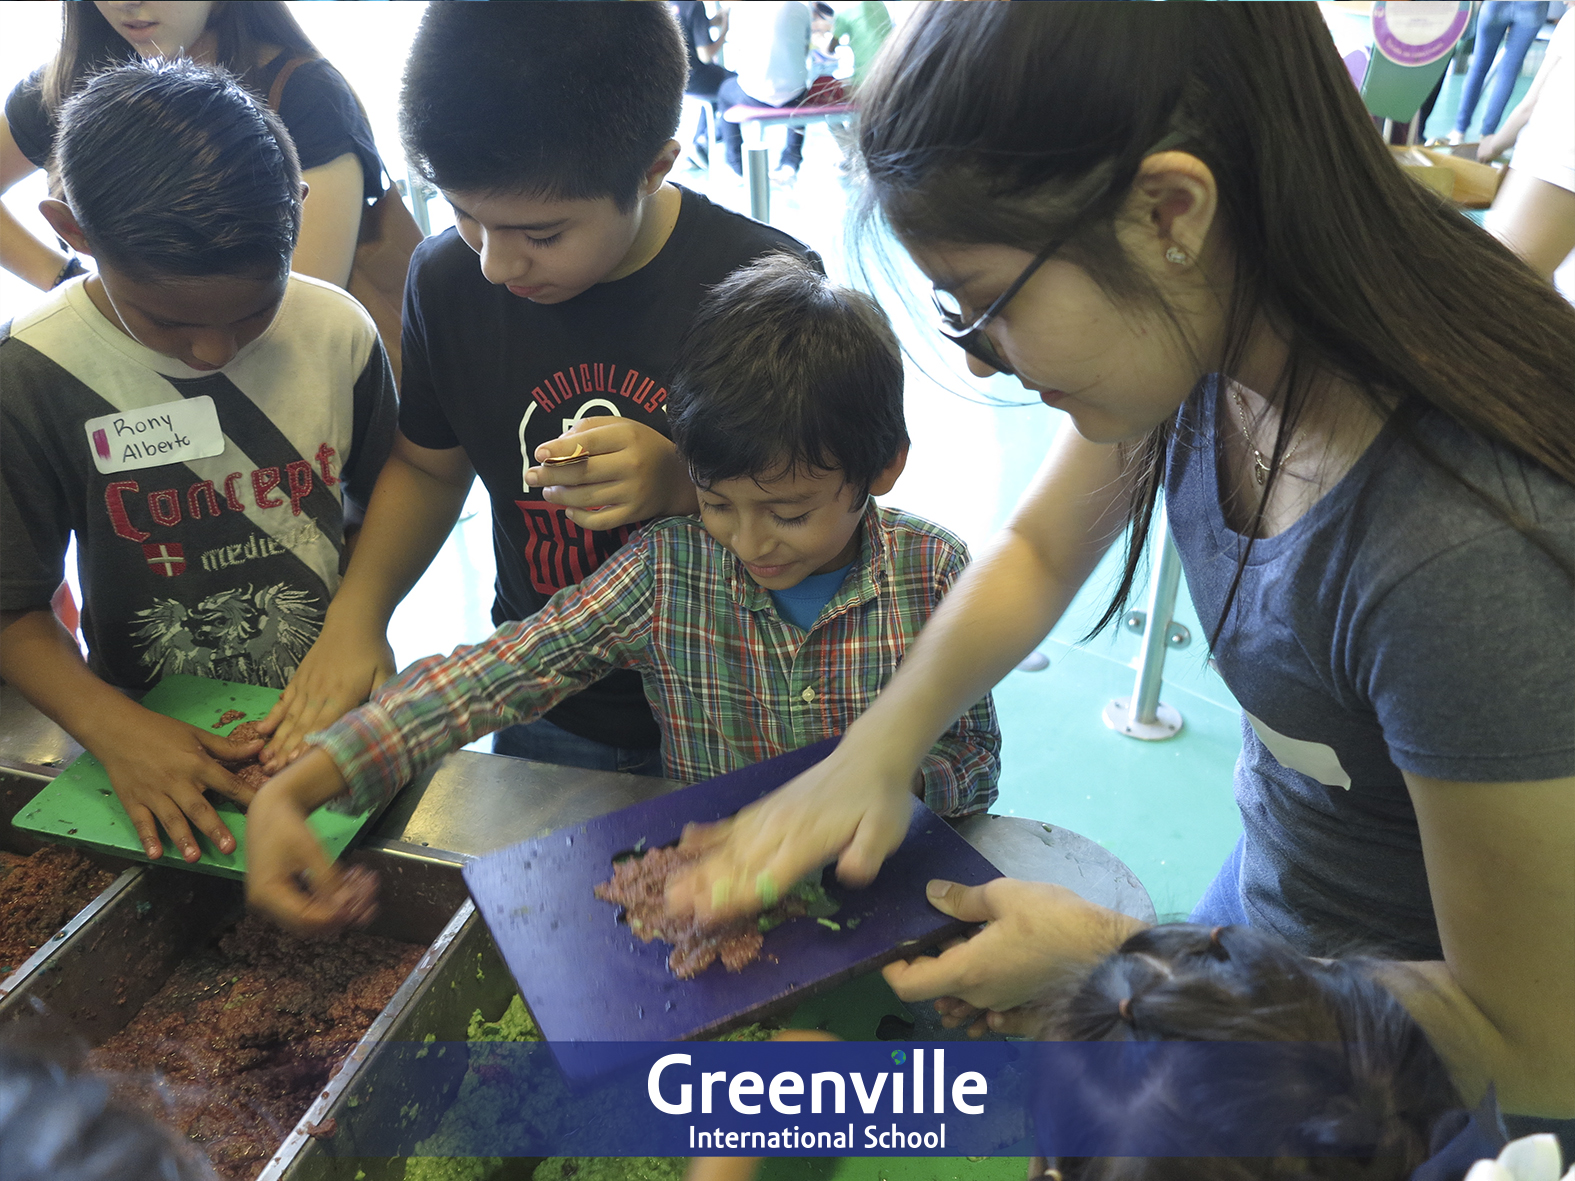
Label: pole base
xmin=1103 ymin=697 xmax=1183 ymax=741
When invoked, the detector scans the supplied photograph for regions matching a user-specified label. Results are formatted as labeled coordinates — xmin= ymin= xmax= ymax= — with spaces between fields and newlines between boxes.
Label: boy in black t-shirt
xmin=260 ymin=4 xmax=813 ymax=773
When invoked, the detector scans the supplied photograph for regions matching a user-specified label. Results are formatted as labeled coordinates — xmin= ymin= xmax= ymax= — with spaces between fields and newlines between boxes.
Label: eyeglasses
xmin=931 ymin=235 xmax=1062 ymax=377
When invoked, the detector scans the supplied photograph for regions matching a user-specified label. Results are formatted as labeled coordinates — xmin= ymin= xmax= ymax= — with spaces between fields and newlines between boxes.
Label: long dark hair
xmin=856 ymin=3 xmax=1575 ymax=638
xmin=42 ymin=0 xmax=318 ymax=112
xmin=1042 ymin=924 xmax=1465 ymax=1179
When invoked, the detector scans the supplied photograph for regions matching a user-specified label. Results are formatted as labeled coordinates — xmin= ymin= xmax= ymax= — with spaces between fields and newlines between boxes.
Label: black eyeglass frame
xmin=929 ymin=130 xmax=1192 ymax=376
xmin=931 ymin=234 xmax=1064 ymax=376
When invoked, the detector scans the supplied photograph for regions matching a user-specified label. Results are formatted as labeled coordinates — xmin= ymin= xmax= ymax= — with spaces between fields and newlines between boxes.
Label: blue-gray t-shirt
xmin=1167 ymin=381 xmax=1575 ymax=960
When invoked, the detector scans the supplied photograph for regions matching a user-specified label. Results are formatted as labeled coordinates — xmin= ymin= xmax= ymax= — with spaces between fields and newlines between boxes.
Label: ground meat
xmin=212 ymin=710 xmax=247 ymax=729
xmin=231 ymin=764 xmax=272 ymax=790
xmin=226 ymin=721 xmax=264 ymax=744
xmin=0 ymin=846 xmax=117 ymax=976
xmin=91 ymin=912 xmax=422 ymax=1181
xmin=594 ymin=845 xmax=807 ymax=980
xmin=217 ymin=722 xmax=271 ymax=790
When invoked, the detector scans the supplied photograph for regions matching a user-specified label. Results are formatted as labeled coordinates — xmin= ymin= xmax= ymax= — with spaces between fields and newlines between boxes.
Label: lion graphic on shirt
xmin=132 ymin=584 xmax=323 ymax=688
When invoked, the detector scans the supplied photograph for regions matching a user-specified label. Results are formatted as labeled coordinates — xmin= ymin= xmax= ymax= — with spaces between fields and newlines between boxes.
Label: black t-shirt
xmin=6 ymin=55 xmax=383 ymax=201
xmin=399 ymin=185 xmax=813 ymax=749
xmin=673 ymin=0 xmax=732 ymax=97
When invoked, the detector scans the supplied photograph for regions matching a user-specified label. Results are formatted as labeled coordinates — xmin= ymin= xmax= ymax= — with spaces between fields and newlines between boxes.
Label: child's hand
xmin=880 ymin=879 xmax=1146 ymax=1026
xmin=244 ymin=748 xmax=378 ymax=936
xmin=94 ymin=708 xmax=263 ymax=863
xmin=524 ymin=419 xmax=698 ymax=530
xmin=260 ymin=623 xmax=396 ymax=770
xmin=663 ymin=747 xmax=918 ymax=924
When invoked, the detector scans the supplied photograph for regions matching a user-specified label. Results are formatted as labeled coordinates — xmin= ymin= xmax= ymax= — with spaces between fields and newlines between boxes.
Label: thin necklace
xmin=1227 ymin=381 xmax=1300 ymax=486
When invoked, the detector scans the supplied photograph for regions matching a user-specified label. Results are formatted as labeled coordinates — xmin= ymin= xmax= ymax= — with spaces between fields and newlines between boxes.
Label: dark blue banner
xmin=325 ymin=1040 xmax=1400 ymax=1159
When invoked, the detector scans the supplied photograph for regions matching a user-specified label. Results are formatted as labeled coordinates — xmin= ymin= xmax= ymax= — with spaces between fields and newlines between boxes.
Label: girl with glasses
xmin=666 ymin=0 xmax=1575 ymax=1150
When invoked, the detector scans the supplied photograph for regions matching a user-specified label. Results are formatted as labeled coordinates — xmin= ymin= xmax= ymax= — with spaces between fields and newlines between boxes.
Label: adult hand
xmin=664 ymin=745 xmax=918 ymax=924
xmin=524 ymin=419 xmax=698 ymax=531
xmin=95 ymin=709 xmax=262 ymax=863
xmin=244 ymin=748 xmax=378 ymax=936
xmin=259 ymin=621 xmax=396 ymax=770
xmin=882 ymin=878 xmax=1147 ymax=1035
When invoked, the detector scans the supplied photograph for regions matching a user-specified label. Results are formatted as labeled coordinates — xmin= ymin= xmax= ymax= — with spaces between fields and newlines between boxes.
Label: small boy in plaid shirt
xmin=246 ymin=254 xmax=1000 ymax=933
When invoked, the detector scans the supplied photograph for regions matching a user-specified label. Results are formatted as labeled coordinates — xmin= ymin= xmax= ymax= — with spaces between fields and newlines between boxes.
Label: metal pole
xmin=746 ymin=144 xmax=770 ymax=224
xmin=1103 ymin=506 xmax=1184 ymax=740
xmin=1133 ymin=527 xmax=1182 ymax=724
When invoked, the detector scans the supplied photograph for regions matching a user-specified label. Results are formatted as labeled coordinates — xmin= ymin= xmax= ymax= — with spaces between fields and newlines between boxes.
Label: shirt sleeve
xmin=1357 ymin=522 xmax=1575 ymax=784
xmin=913 ymin=539 xmax=1001 ymax=816
xmin=340 ymin=336 xmax=397 ymax=512
xmin=919 ymin=693 xmax=1001 ymax=818
xmin=273 ymin=58 xmax=384 ymax=200
xmin=395 ymin=239 xmax=462 ymax=451
xmin=0 ymin=342 xmax=71 ymax=612
xmin=310 ymin=536 xmax=658 ymax=812
xmin=5 ymin=70 xmax=54 ymax=169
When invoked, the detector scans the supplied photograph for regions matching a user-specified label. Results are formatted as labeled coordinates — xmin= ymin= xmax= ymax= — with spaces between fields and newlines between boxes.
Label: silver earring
xmin=1165 ymin=246 xmax=1189 ymax=265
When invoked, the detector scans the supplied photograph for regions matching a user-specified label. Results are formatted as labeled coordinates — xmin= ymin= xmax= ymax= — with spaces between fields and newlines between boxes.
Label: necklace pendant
xmin=1252 ymin=452 xmax=1269 ymax=486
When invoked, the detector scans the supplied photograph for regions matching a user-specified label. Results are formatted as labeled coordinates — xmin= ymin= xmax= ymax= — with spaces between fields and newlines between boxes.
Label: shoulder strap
xmin=265 ymin=55 xmax=318 ymax=113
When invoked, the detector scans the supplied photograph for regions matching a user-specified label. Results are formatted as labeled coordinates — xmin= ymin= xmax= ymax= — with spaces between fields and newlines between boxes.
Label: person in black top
xmin=258 ymin=3 xmax=815 ymax=777
xmin=1 ymin=1 xmax=383 ymax=292
xmin=672 ymin=1 xmax=734 ymax=166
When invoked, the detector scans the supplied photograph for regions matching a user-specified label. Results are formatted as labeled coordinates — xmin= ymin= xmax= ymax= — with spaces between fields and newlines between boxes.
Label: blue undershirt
xmin=768 ymin=561 xmax=855 ymax=631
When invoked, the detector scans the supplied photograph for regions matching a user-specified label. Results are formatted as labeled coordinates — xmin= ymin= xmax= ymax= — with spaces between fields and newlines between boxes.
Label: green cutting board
xmin=12 ymin=674 xmax=375 ymax=879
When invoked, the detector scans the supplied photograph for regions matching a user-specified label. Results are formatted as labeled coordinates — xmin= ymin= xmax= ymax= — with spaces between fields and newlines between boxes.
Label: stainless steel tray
xmin=1 ymin=738 xmax=135 ymax=997
xmin=0 ymin=842 xmax=471 ymax=1180
xmin=262 ymin=903 xmax=520 ymax=1180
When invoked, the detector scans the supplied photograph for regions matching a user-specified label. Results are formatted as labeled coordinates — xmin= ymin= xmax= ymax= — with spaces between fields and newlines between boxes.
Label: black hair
xmin=42 ymin=0 xmax=319 ymax=114
xmin=856 ymin=3 xmax=1575 ymax=640
xmin=0 ymin=1033 xmax=218 ymax=1181
xmin=1042 ymin=924 xmax=1465 ymax=1180
xmin=400 ymin=3 xmax=688 ymax=210
xmin=668 ymin=254 xmax=908 ymax=501
xmin=55 ymin=59 xmax=302 ymax=282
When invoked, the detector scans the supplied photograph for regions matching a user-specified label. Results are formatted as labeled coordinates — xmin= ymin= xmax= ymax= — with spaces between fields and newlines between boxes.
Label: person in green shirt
xmin=827 ymin=1 xmax=892 ymax=168
xmin=831 ymin=1 xmax=893 ymax=86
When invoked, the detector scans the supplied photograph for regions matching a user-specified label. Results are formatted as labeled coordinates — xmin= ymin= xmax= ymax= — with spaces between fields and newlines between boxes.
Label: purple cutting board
xmin=463 ymin=738 xmax=1002 ymax=1050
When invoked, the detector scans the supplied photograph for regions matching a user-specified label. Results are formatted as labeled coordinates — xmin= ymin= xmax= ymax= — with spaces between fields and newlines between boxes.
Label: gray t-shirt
xmin=1167 ymin=381 xmax=1575 ymax=960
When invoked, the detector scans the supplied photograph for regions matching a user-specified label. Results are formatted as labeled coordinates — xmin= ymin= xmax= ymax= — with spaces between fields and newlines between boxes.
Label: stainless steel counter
xmin=953 ymin=813 xmax=1155 ymax=923
xmin=0 ymin=683 xmax=82 ymax=777
xmin=364 ymin=749 xmax=682 ymax=864
xmin=369 ymin=750 xmax=1155 ymax=923
xmin=1 ymin=686 xmax=1154 ymax=923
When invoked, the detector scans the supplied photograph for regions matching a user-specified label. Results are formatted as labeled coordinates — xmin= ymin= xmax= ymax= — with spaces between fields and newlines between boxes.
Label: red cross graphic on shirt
xmin=142 ymin=542 xmax=186 ymax=577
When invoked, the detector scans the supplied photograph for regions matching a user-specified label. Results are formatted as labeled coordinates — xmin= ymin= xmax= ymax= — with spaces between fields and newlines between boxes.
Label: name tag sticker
xmin=84 ymin=396 xmax=226 ymax=474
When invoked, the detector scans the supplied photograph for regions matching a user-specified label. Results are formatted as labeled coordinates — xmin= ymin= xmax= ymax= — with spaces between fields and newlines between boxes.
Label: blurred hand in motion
xmin=663 ymin=744 xmax=919 ymax=924
xmin=244 ymin=748 xmax=378 ymax=936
